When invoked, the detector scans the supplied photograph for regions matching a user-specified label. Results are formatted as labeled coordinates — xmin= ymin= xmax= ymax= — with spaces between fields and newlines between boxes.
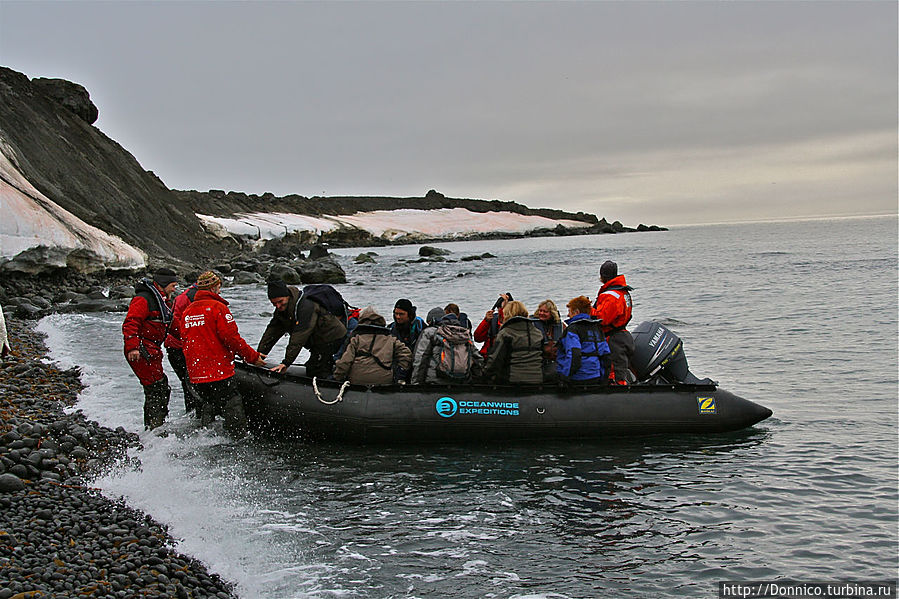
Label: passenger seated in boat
xmin=474 ymin=292 xmax=512 ymax=357
xmin=556 ymin=296 xmax=611 ymax=386
xmin=333 ymin=307 xmax=412 ymax=386
xmin=533 ymin=299 xmax=563 ymax=382
xmin=410 ymin=308 xmax=482 ymax=384
xmin=482 ymin=301 xmax=544 ymax=385
xmin=443 ymin=303 xmax=472 ymax=331
xmin=388 ymin=299 xmax=425 ymax=351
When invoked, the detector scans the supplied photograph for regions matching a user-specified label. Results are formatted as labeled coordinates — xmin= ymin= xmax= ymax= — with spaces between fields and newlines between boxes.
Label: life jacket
xmin=593 ymin=277 xmax=633 ymax=334
xmin=134 ymin=278 xmax=173 ymax=327
xmin=566 ymin=318 xmax=609 ymax=359
xmin=434 ymin=322 xmax=476 ymax=380
xmin=389 ymin=317 xmax=424 ymax=350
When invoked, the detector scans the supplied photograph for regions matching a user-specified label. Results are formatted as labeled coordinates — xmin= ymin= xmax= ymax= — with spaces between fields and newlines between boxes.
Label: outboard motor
xmin=631 ymin=321 xmax=715 ymax=385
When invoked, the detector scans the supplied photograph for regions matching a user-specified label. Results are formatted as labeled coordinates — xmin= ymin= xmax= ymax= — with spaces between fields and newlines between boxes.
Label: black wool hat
xmin=153 ymin=268 xmax=178 ymax=287
xmin=394 ymin=298 xmax=416 ymax=318
xmin=267 ymin=279 xmax=291 ymax=300
xmin=600 ymin=260 xmax=618 ymax=281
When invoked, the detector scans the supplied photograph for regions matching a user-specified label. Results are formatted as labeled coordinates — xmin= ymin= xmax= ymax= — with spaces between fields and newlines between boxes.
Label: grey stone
xmin=299 ymin=256 xmax=346 ymax=284
xmin=419 ymin=245 xmax=451 ymax=257
xmin=0 ymin=473 xmax=26 ymax=492
xmin=308 ymin=244 xmax=330 ymax=260
xmin=231 ymin=271 xmax=264 ymax=285
xmin=268 ymin=264 xmax=302 ymax=285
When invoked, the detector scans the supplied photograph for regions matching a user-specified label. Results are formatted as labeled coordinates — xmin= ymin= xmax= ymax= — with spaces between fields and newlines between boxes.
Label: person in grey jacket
xmin=333 ymin=307 xmax=412 ymax=385
xmin=410 ymin=309 xmax=483 ymax=384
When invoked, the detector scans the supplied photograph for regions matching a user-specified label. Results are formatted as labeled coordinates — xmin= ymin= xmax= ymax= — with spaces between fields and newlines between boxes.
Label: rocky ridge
xmin=0 ymin=65 xmax=665 ymax=278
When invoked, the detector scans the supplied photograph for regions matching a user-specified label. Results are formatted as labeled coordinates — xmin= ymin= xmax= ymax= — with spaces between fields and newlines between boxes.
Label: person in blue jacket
xmin=556 ymin=295 xmax=611 ymax=385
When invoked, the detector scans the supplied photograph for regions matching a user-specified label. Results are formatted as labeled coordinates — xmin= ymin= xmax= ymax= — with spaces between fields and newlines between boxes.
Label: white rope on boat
xmin=312 ymin=376 xmax=351 ymax=405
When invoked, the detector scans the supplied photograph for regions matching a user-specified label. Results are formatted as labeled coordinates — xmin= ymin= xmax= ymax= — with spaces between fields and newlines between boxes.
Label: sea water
xmin=37 ymin=216 xmax=898 ymax=598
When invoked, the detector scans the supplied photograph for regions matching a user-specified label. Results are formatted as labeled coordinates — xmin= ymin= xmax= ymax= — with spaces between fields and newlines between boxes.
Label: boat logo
xmin=697 ymin=396 xmax=717 ymax=414
xmin=436 ymin=397 xmax=458 ymax=418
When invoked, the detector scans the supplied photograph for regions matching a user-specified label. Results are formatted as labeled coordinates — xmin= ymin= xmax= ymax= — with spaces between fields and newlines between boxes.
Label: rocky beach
xmin=0 ymin=316 xmax=237 ymax=598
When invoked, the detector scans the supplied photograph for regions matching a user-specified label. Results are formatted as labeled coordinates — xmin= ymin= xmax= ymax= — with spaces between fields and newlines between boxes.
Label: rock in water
xmin=299 ymin=256 xmax=346 ymax=284
xmin=419 ymin=246 xmax=451 ymax=257
xmin=308 ymin=244 xmax=330 ymax=260
xmin=268 ymin=264 xmax=302 ymax=285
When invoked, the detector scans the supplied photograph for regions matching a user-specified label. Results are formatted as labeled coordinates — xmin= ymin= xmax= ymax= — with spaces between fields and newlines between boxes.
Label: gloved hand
xmin=557 ymin=375 xmax=571 ymax=392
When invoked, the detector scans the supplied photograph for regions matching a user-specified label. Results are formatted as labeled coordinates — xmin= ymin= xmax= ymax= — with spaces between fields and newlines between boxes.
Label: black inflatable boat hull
xmin=233 ymin=363 xmax=772 ymax=443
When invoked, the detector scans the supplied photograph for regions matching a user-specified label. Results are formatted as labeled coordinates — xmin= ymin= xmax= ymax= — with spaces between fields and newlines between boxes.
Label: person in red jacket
xmin=473 ymin=292 xmax=512 ymax=357
xmin=181 ymin=271 xmax=265 ymax=434
xmin=591 ymin=260 xmax=635 ymax=384
xmin=123 ymin=268 xmax=178 ymax=429
xmin=164 ymin=279 xmax=203 ymax=416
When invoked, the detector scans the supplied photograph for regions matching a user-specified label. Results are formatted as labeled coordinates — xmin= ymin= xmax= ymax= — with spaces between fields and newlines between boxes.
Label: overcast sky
xmin=1 ymin=1 xmax=896 ymax=226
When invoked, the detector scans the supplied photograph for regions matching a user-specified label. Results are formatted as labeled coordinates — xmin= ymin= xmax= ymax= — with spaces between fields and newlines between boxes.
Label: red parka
xmin=181 ymin=290 xmax=260 ymax=384
xmin=122 ymin=280 xmax=171 ymax=386
xmin=164 ymin=285 xmax=198 ymax=350
xmin=591 ymin=275 xmax=633 ymax=335
xmin=473 ymin=312 xmax=503 ymax=357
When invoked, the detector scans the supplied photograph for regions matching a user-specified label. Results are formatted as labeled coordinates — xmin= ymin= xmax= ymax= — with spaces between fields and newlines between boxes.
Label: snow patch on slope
xmin=0 ymin=138 xmax=146 ymax=273
xmin=197 ymin=208 xmax=591 ymax=242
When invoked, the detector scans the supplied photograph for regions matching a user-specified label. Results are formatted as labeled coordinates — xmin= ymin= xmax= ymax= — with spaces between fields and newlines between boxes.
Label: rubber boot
xmin=143 ymin=377 xmax=171 ymax=430
xmin=199 ymin=402 xmax=215 ymax=427
xmin=183 ymin=383 xmax=203 ymax=417
xmin=223 ymin=395 xmax=248 ymax=437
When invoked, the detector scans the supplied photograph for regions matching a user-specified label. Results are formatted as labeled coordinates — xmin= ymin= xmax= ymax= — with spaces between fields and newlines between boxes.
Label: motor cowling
xmin=630 ymin=321 xmax=715 ymax=385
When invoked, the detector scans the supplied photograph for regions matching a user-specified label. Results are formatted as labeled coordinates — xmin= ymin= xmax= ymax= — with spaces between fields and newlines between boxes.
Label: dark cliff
xmin=0 ymin=66 xmax=663 ymax=269
xmin=0 ymin=67 xmax=212 ymax=265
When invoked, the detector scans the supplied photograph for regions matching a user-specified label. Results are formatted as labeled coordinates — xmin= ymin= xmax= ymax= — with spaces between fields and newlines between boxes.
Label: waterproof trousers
xmin=166 ymin=347 xmax=202 ymax=415
xmin=193 ymin=376 xmax=248 ymax=436
xmin=142 ymin=375 xmax=171 ymax=430
xmin=305 ymin=340 xmax=344 ymax=379
xmin=606 ymin=330 xmax=635 ymax=384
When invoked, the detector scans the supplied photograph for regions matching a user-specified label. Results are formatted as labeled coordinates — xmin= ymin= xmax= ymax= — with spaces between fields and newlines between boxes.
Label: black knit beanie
xmin=600 ymin=260 xmax=618 ymax=281
xmin=394 ymin=298 xmax=416 ymax=318
xmin=153 ymin=268 xmax=178 ymax=287
xmin=267 ymin=279 xmax=291 ymax=300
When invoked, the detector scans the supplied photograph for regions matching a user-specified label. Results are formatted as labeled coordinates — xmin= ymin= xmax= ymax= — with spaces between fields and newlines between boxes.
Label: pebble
xmin=0 ymin=317 xmax=237 ymax=598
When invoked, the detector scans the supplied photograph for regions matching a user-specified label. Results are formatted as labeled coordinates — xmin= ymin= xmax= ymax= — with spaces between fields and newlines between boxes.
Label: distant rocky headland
xmin=0 ymin=65 xmax=664 ymax=281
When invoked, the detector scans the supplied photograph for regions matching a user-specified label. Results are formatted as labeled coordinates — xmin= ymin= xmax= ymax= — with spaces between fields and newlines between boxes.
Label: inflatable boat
xmin=233 ymin=321 xmax=773 ymax=443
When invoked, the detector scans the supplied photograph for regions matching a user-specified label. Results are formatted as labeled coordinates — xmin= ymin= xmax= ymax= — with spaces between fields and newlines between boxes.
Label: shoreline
xmin=0 ymin=317 xmax=237 ymax=598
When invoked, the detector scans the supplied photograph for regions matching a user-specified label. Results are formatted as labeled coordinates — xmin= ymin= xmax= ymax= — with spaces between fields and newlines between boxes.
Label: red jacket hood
xmin=193 ymin=289 xmax=229 ymax=305
xmin=600 ymin=274 xmax=629 ymax=292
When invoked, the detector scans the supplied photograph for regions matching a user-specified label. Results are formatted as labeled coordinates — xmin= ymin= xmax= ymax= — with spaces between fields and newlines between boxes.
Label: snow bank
xmin=0 ymin=138 xmax=146 ymax=273
xmin=197 ymin=208 xmax=591 ymax=242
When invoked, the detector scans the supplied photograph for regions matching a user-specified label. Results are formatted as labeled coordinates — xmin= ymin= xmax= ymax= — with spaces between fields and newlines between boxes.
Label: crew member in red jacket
xmin=473 ymin=292 xmax=511 ymax=357
xmin=164 ymin=279 xmax=202 ymax=416
xmin=181 ymin=271 xmax=265 ymax=433
xmin=591 ymin=261 xmax=635 ymax=384
xmin=123 ymin=268 xmax=178 ymax=429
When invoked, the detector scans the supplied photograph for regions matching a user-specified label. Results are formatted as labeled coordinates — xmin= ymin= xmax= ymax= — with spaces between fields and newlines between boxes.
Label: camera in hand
xmin=491 ymin=292 xmax=513 ymax=310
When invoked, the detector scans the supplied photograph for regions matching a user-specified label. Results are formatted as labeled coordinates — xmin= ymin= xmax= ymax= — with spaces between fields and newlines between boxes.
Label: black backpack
xmin=297 ymin=284 xmax=349 ymax=327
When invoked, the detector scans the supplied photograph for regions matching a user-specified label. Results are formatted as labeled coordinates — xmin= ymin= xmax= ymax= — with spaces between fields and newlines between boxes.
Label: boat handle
xmin=313 ymin=377 xmax=351 ymax=405
xmin=255 ymin=371 xmax=281 ymax=388
xmin=536 ymin=407 xmax=545 ymax=415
